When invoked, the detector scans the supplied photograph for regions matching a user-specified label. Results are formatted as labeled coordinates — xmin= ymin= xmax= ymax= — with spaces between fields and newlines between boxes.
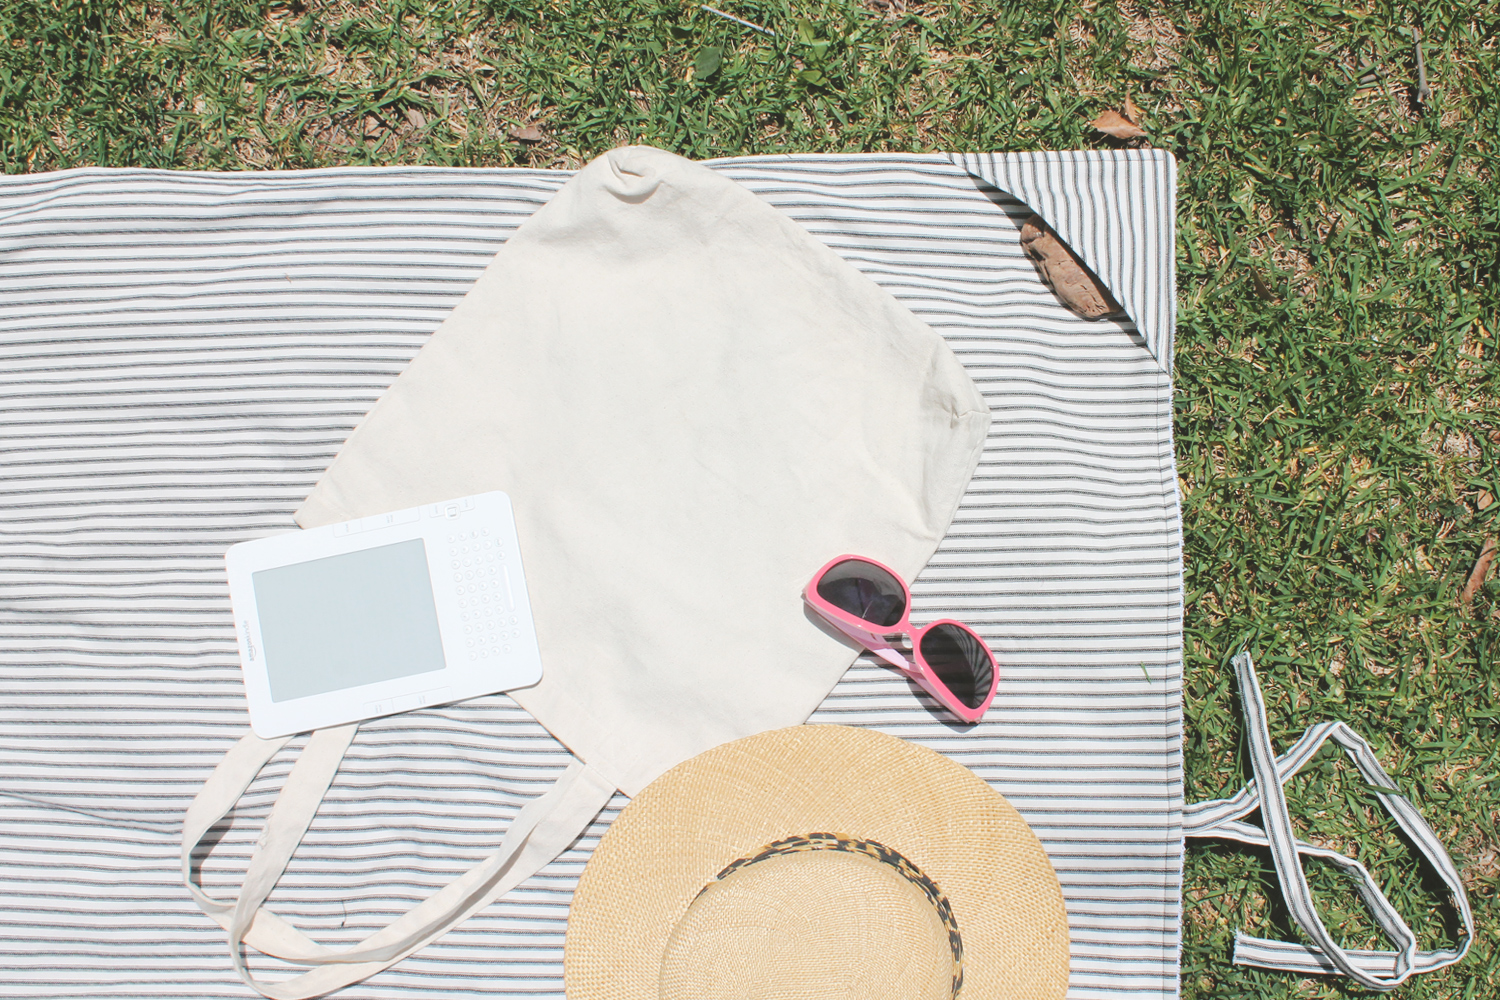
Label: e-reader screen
xmin=252 ymin=538 xmax=446 ymax=702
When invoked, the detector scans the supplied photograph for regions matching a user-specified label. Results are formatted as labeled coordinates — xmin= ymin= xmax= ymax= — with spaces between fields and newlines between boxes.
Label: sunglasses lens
xmin=918 ymin=624 xmax=994 ymax=710
xmin=815 ymin=559 xmax=907 ymax=628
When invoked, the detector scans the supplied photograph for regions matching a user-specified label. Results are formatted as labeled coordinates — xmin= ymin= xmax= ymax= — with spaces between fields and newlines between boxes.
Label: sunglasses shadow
xmin=904 ymin=678 xmax=981 ymax=734
xmin=803 ymin=603 xmax=979 ymax=734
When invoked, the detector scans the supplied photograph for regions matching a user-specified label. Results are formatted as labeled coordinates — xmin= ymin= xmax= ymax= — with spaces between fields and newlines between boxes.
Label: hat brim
xmin=565 ymin=724 xmax=1070 ymax=999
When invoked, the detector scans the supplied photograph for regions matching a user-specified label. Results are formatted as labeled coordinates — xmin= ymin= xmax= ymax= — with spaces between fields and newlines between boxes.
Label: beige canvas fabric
xmin=296 ymin=145 xmax=990 ymax=795
xmin=183 ymin=146 xmax=989 ymax=997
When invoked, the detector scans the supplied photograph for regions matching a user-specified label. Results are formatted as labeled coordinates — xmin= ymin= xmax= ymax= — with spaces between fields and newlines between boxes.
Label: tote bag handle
xmin=1184 ymin=652 xmax=1472 ymax=991
xmin=182 ymin=725 xmax=616 ymax=999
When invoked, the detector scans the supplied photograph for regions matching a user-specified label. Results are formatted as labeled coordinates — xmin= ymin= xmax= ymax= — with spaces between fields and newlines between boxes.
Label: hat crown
xmin=565 ymin=725 xmax=1070 ymax=1000
xmin=659 ymin=838 xmax=958 ymax=1000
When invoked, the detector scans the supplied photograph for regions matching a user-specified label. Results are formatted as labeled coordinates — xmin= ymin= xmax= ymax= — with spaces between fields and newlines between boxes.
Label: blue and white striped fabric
xmin=1183 ymin=652 xmax=1472 ymax=990
xmin=0 ymin=151 xmax=1183 ymax=999
xmin=950 ymin=150 xmax=1176 ymax=371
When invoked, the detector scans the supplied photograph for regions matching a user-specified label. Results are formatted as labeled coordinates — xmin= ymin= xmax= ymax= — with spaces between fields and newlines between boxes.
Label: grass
xmin=2 ymin=0 xmax=1497 ymax=996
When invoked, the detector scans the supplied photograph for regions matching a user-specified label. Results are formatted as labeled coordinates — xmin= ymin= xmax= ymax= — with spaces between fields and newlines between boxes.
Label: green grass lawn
xmin=2 ymin=1 xmax=1496 ymax=996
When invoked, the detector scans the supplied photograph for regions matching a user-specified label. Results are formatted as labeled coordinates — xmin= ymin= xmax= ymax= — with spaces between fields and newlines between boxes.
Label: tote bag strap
xmin=1183 ymin=652 xmax=1472 ymax=991
xmin=183 ymin=724 xmax=616 ymax=999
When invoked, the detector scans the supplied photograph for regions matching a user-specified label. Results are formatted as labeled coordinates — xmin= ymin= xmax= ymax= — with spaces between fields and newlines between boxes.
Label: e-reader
xmin=225 ymin=491 xmax=543 ymax=738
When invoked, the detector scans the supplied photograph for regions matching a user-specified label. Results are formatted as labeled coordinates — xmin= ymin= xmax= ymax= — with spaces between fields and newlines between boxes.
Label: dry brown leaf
xmin=1019 ymin=214 xmax=1121 ymax=321
xmin=509 ymin=126 xmax=545 ymax=143
xmin=1250 ymin=268 xmax=1274 ymax=301
xmin=1122 ymin=93 xmax=1144 ymax=124
xmin=1091 ymin=109 xmax=1147 ymax=139
xmin=1460 ymin=536 xmax=1497 ymax=606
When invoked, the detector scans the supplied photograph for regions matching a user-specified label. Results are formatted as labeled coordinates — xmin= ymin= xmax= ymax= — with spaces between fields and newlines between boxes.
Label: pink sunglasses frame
xmin=803 ymin=554 xmax=999 ymax=724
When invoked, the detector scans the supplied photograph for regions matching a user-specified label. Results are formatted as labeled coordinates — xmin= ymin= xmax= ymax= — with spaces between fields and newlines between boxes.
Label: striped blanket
xmin=0 ymin=151 xmax=1181 ymax=999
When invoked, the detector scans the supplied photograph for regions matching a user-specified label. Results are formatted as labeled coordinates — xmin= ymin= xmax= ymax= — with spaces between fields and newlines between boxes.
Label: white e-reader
xmin=225 ymin=491 xmax=543 ymax=738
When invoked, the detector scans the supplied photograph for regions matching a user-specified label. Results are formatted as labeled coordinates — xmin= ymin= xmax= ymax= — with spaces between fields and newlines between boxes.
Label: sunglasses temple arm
xmin=814 ymin=606 xmax=912 ymax=669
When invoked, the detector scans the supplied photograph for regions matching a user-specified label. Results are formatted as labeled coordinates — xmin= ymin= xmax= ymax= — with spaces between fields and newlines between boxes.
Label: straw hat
xmin=565 ymin=724 xmax=1070 ymax=1000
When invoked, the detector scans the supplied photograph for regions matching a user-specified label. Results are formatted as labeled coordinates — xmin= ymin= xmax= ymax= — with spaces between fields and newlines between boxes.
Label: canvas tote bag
xmin=182 ymin=146 xmax=992 ymax=997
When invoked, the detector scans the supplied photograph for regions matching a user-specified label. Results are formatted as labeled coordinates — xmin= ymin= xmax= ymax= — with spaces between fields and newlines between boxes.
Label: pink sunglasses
xmin=804 ymin=555 xmax=999 ymax=724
